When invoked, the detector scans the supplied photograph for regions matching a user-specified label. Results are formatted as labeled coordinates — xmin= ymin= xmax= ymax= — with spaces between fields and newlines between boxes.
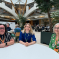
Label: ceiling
xmin=5 ymin=0 xmax=34 ymax=4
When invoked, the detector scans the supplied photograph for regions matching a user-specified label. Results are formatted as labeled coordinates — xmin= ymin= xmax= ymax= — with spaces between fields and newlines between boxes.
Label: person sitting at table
xmin=14 ymin=24 xmax=21 ymax=42
xmin=49 ymin=23 xmax=59 ymax=53
xmin=6 ymin=23 xmax=12 ymax=31
xmin=0 ymin=24 xmax=14 ymax=48
xmin=14 ymin=24 xmax=21 ymax=33
xmin=19 ymin=23 xmax=36 ymax=46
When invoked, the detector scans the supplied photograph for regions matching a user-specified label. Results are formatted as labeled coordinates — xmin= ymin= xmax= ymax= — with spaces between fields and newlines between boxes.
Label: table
xmin=0 ymin=43 xmax=59 ymax=59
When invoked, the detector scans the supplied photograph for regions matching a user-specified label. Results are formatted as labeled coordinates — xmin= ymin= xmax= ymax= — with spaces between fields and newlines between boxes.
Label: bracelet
xmin=5 ymin=42 xmax=7 ymax=46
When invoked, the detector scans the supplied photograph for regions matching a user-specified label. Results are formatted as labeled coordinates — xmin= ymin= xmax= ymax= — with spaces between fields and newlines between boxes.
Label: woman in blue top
xmin=19 ymin=23 xmax=36 ymax=46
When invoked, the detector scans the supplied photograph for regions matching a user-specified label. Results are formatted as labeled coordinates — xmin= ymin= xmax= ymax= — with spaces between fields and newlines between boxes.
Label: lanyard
xmin=25 ymin=33 xmax=29 ymax=42
xmin=0 ymin=35 xmax=5 ymax=43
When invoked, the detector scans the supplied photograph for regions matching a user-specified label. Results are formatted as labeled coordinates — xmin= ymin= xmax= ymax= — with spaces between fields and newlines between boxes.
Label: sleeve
xmin=32 ymin=34 xmax=36 ymax=42
xmin=19 ymin=32 xmax=22 ymax=41
xmin=8 ymin=33 xmax=13 ymax=41
xmin=49 ymin=34 xmax=53 ymax=49
xmin=10 ymin=27 xmax=12 ymax=30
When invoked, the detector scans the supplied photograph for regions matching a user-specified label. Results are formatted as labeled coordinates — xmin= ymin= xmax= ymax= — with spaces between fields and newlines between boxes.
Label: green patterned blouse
xmin=49 ymin=34 xmax=57 ymax=50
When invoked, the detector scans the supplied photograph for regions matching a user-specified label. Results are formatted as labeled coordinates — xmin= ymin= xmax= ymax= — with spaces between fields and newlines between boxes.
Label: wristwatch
xmin=5 ymin=42 xmax=7 ymax=46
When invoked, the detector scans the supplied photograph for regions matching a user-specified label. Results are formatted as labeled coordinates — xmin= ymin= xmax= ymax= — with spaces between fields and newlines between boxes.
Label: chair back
xmin=31 ymin=38 xmax=33 ymax=42
xmin=15 ymin=32 xmax=20 ymax=36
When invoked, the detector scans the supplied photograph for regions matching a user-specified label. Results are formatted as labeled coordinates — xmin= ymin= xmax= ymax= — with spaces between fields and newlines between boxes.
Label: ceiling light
xmin=39 ymin=15 xmax=45 ymax=18
xmin=27 ymin=19 xmax=31 ymax=20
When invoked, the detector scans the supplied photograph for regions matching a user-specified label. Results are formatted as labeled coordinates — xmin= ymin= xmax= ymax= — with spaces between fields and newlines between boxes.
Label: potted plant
xmin=16 ymin=14 xmax=26 ymax=30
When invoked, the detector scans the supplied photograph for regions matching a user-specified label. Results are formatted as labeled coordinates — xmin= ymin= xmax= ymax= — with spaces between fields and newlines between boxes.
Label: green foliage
xmin=51 ymin=10 xmax=59 ymax=25
xmin=16 ymin=14 xmax=26 ymax=29
xmin=53 ymin=0 xmax=59 ymax=9
xmin=35 ymin=0 xmax=59 ymax=12
xmin=35 ymin=0 xmax=59 ymax=32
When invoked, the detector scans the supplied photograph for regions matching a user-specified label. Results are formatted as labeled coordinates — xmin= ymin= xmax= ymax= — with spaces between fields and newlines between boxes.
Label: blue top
xmin=19 ymin=32 xmax=36 ymax=43
xmin=14 ymin=27 xmax=21 ymax=33
xmin=7 ymin=27 xmax=11 ymax=31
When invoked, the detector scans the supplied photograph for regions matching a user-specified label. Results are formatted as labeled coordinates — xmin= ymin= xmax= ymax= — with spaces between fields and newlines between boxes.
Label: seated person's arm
xmin=19 ymin=32 xmax=36 ymax=46
xmin=49 ymin=40 xmax=52 ymax=49
xmin=7 ymin=38 xmax=14 ymax=46
xmin=28 ymin=34 xmax=36 ymax=46
xmin=10 ymin=27 xmax=12 ymax=30
xmin=19 ymin=40 xmax=36 ymax=46
xmin=28 ymin=41 xmax=36 ymax=46
xmin=19 ymin=32 xmax=27 ymax=46
xmin=0 ymin=38 xmax=14 ymax=48
xmin=0 ymin=43 xmax=5 ymax=48
xmin=21 ymin=34 xmax=36 ymax=46
xmin=19 ymin=32 xmax=25 ymax=45
xmin=19 ymin=40 xmax=26 ymax=45
xmin=49 ymin=34 xmax=53 ymax=49
xmin=6 ymin=33 xmax=14 ymax=46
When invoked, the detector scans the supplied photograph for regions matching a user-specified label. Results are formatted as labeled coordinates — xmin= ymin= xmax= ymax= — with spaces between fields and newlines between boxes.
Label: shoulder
xmin=20 ymin=31 xmax=23 ymax=34
xmin=18 ymin=28 xmax=21 ymax=30
xmin=51 ymin=34 xmax=56 ymax=37
xmin=15 ymin=28 xmax=17 ymax=30
xmin=30 ymin=33 xmax=35 ymax=37
xmin=17 ymin=27 xmax=21 ymax=29
xmin=8 ymin=27 xmax=11 ymax=30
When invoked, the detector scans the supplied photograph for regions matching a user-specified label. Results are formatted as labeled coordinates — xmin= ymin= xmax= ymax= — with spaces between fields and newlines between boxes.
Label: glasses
xmin=0 ymin=28 xmax=5 ymax=30
xmin=25 ymin=26 xmax=30 ymax=28
xmin=54 ymin=27 xmax=59 ymax=29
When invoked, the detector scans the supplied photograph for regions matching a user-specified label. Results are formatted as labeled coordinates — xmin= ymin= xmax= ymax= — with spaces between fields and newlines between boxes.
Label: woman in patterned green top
xmin=49 ymin=23 xmax=59 ymax=53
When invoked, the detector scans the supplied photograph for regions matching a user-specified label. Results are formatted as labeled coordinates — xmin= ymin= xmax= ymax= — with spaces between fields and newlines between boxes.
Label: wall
xmin=0 ymin=21 xmax=15 ymax=29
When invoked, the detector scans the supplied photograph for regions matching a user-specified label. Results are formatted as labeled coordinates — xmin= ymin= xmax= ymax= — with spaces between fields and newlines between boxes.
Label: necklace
xmin=25 ymin=33 xmax=29 ymax=42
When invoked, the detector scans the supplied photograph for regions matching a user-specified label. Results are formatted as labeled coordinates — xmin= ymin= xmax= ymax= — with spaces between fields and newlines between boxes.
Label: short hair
xmin=0 ymin=24 xmax=7 ymax=34
xmin=53 ymin=23 xmax=59 ymax=33
xmin=6 ymin=23 xmax=10 ymax=26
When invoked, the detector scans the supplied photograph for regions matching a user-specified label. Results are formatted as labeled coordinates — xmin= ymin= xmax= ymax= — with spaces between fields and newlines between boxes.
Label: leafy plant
xmin=16 ymin=14 xmax=26 ymax=30
xmin=35 ymin=0 xmax=59 ymax=32
xmin=51 ymin=10 xmax=59 ymax=25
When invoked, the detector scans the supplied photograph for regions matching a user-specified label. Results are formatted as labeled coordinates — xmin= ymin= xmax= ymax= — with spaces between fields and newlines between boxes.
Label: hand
xmin=58 ymin=52 xmax=59 ymax=54
xmin=24 ymin=42 xmax=30 ymax=47
xmin=24 ymin=42 xmax=28 ymax=46
xmin=5 ymin=45 xmax=9 ymax=47
xmin=0 ymin=43 xmax=5 ymax=48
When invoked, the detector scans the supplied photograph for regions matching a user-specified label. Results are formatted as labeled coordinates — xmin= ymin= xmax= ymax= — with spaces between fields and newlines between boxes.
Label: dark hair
xmin=0 ymin=24 xmax=7 ymax=34
xmin=7 ymin=23 xmax=10 ymax=26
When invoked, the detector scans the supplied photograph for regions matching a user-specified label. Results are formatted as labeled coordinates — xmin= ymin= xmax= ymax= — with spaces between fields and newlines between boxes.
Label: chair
xmin=14 ymin=28 xmax=21 ymax=42
xmin=15 ymin=32 xmax=20 ymax=42
xmin=41 ymin=32 xmax=53 ymax=45
xmin=15 ymin=32 xmax=20 ymax=36
xmin=31 ymin=38 xmax=32 ymax=42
